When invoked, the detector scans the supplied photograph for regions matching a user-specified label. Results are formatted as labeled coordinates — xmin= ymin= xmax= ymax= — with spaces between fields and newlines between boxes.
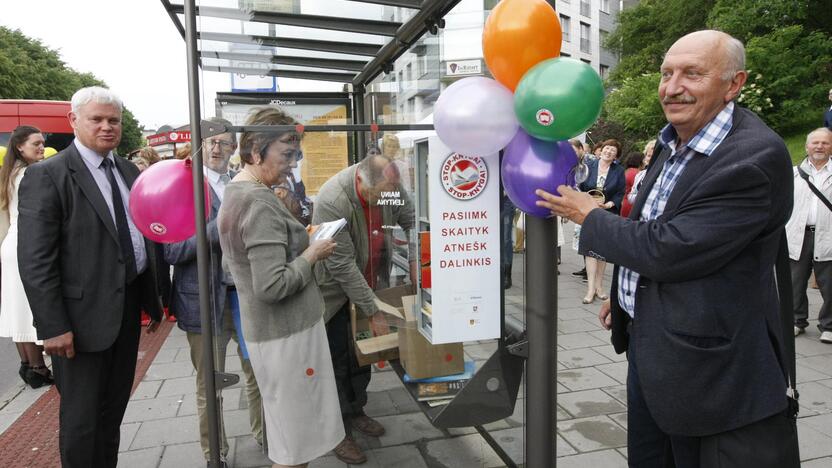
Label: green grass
xmin=784 ymin=132 xmax=806 ymax=165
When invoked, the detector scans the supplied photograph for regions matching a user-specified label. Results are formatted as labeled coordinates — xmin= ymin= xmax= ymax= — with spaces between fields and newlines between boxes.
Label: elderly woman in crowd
xmin=626 ymin=139 xmax=657 ymax=207
xmin=218 ymin=107 xmax=343 ymax=468
xmin=129 ymin=146 xmax=161 ymax=172
xmin=0 ymin=126 xmax=53 ymax=388
xmin=577 ymin=138 xmax=625 ymax=304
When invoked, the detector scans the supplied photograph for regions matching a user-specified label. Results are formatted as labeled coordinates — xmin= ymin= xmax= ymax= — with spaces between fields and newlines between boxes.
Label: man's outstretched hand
xmin=535 ymin=186 xmax=601 ymax=225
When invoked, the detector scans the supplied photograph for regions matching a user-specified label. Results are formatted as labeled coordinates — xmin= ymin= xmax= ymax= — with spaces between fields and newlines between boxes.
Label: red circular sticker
xmin=440 ymin=153 xmax=489 ymax=201
xmin=305 ymin=368 xmax=314 ymax=376
xmin=445 ymin=353 xmax=453 ymax=362
xmin=536 ymin=108 xmax=554 ymax=126
xmin=150 ymin=222 xmax=167 ymax=235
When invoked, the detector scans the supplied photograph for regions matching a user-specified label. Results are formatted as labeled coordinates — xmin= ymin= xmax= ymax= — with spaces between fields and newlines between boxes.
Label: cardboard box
xmin=351 ymin=285 xmax=408 ymax=367
xmin=398 ymin=295 xmax=464 ymax=379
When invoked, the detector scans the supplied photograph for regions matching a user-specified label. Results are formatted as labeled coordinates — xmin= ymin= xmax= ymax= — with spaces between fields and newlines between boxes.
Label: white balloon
xmin=433 ymin=77 xmax=519 ymax=156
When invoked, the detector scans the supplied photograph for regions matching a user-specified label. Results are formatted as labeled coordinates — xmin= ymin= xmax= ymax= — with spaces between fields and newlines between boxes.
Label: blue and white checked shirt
xmin=617 ymin=102 xmax=735 ymax=317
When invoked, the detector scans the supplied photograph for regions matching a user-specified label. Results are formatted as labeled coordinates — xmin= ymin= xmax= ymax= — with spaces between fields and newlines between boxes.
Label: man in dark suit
xmin=17 ymin=86 xmax=163 ymax=468
xmin=165 ymin=119 xmax=262 ymax=466
xmin=537 ymin=31 xmax=799 ymax=467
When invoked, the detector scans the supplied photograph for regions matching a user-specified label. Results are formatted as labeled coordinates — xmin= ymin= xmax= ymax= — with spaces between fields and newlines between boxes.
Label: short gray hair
xmin=807 ymin=127 xmax=832 ymax=144
xmin=719 ymin=36 xmax=746 ymax=81
xmin=71 ymin=86 xmax=123 ymax=114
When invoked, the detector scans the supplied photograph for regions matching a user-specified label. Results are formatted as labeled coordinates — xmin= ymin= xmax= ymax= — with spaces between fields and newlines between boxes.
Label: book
xmin=416 ymin=379 xmax=468 ymax=401
xmin=403 ymin=360 xmax=475 ymax=383
xmin=310 ymin=218 xmax=347 ymax=241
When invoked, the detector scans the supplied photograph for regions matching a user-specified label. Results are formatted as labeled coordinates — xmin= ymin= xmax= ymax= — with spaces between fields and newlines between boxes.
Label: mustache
xmin=663 ymin=95 xmax=696 ymax=104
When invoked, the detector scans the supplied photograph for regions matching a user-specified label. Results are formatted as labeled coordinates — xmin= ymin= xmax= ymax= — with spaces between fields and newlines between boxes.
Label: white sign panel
xmin=445 ymin=59 xmax=482 ymax=76
xmin=427 ymin=137 xmax=500 ymax=344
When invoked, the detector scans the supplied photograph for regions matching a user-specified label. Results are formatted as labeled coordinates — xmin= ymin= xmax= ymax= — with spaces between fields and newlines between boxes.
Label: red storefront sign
xmin=147 ymin=130 xmax=191 ymax=146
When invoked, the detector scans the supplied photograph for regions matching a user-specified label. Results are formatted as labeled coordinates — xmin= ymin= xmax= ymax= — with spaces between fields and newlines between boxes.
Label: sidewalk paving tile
xmin=558 ymin=415 xmax=627 ymax=453
xmin=423 ymin=434 xmax=504 ymax=468
xmin=123 ymin=394 xmax=183 ymax=423
xmin=157 ymin=375 xmax=196 ymax=397
xmin=490 ymin=426 xmax=524 ymax=465
xmin=800 ymin=355 xmax=832 ymax=376
xmin=558 ymin=367 xmax=620 ymax=391
xmin=557 ymin=433 xmax=577 ymax=457
xmin=308 ymin=456 xmax=348 ymax=468
xmin=796 ymin=420 xmax=832 ymax=460
xmin=802 ymin=457 xmax=832 ymax=467
xmin=557 ymin=332 xmax=608 ymax=350
xmin=119 ymin=422 xmax=141 ymax=452
xmin=130 ymin=414 xmax=201 ymax=449
xmin=558 ymin=389 xmax=626 ymax=419
xmin=601 ymin=385 xmax=628 ymax=406
xmin=144 ymin=361 xmax=196 ymax=381
xmin=595 ymin=361 xmax=629 ymax=385
xmin=558 ymin=348 xmax=610 ymax=369
xmin=555 ymin=449 xmax=628 ymax=468
xmin=796 ymin=381 xmax=832 ymax=415
xmin=796 ymin=337 xmax=832 ymax=357
xmin=796 ymin=364 xmax=832 ymax=384
xmin=131 ymin=380 xmax=163 ymax=401
xmin=367 ymin=370 xmax=405 ymax=393
xmin=362 ymin=445 xmax=428 ymax=468
xmin=558 ymin=318 xmax=600 ymax=334
xmin=0 ymin=411 xmax=22 ymax=435
xmin=0 ymin=386 xmax=49 ymax=413
xmin=158 ymin=442 xmax=206 ymax=468
xmin=117 ymin=446 xmax=164 ymax=468
xmin=375 ymin=412 xmax=444 ymax=447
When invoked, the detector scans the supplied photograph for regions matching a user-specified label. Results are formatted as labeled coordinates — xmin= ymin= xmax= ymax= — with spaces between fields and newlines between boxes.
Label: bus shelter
xmin=162 ymin=1 xmax=558 ymax=466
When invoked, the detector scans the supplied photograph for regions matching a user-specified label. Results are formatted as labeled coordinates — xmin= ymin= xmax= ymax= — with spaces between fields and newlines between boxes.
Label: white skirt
xmin=0 ymin=226 xmax=40 ymax=343
xmin=247 ymin=318 xmax=344 ymax=465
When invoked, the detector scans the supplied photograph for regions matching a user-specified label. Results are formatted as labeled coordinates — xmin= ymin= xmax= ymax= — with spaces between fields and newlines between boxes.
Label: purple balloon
xmin=501 ymin=130 xmax=578 ymax=218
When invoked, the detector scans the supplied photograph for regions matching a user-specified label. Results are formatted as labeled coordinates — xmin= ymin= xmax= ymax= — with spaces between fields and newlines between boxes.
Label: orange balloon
xmin=483 ymin=0 xmax=562 ymax=91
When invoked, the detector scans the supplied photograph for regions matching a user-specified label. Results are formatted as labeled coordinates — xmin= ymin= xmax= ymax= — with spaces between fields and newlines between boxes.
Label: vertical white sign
xmin=427 ymin=137 xmax=500 ymax=344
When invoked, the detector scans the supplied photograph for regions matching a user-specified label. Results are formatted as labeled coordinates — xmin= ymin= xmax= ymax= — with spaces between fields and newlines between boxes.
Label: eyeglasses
xmin=205 ymin=139 xmax=234 ymax=149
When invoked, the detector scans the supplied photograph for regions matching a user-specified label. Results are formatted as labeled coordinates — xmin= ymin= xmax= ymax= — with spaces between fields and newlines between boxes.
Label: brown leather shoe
xmin=351 ymin=414 xmax=386 ymax=437
xmin=334 ymin=436 xmax=367 ymax=464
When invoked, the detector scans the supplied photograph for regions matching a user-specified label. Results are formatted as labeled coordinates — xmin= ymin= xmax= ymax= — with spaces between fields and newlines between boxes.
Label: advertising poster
xmin=216 ymin=93 xmax=349 ymax=195
xmin=426 ymin=137 xmax=500 ymax=344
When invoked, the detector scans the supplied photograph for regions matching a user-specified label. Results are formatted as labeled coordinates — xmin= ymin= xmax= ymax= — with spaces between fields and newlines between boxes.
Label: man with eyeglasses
xmin=164 ymin=118 xmax=263 ymax=466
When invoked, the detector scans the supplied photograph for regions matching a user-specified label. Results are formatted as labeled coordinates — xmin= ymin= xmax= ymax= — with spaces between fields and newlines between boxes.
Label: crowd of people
xmin=0 ymin=85 xmax=415 ymax=467
xmin=0 ymin=27 xmax=831 ymax=468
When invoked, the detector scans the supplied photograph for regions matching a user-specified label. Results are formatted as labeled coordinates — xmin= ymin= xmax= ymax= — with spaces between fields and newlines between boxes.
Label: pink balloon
xmin=129 ymin=159 xmax=211 ymax=243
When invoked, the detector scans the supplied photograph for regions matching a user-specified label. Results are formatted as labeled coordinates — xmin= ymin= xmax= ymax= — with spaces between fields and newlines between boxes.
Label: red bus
xmin=0 ymin=100 xmax=74 ymax=151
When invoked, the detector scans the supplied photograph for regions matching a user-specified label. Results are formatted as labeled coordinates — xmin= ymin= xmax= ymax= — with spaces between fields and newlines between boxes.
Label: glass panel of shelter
xmin=181 ymin=0 xmax=529 ymax=465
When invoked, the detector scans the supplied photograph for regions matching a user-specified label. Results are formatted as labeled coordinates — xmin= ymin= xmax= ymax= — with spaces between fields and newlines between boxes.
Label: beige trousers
xmin=186 ymin=298 xmax=262 ymax=460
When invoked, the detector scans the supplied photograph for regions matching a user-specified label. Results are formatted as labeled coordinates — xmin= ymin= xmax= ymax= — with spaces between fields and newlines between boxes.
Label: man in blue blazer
xmin=538 ymin=31 xmax=799 ymax=467
xmin=164 ymin=119 xmax=261 ymax=466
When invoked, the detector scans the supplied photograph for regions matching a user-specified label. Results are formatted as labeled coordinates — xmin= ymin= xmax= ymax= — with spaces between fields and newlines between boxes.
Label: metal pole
xmin=353 ymin=86 xmax=366 ymax=161
xmin=183 ymin=1 xmax=223 ymax=467
xmin=525 ymin=216 xmax=556 ymax=467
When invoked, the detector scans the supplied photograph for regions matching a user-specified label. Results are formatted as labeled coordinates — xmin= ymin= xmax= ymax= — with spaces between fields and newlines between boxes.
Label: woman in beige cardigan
xmin=218 ymin=107 xmax=343 ymax=468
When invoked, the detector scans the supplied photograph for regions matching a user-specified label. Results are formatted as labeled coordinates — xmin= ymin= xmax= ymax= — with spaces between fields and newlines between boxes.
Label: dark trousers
xmin=627 ymin=336 xmax=799 ymax=468
xmin=325 ymin=302 xmax=371 ymax=434
xmin=52 ymin=283 xmax=141 ymax=468
xmin=791 ymin=227 xmax=832 ymax=331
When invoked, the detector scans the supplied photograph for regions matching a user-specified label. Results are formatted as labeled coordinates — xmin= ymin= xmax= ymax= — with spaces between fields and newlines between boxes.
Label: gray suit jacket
xmin=581 ymin=105 xmax=794 ymax=436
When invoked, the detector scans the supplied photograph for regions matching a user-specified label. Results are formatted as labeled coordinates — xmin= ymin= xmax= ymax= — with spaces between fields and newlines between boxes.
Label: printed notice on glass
xmin=426 ymin=137 xmax=500 ymax=344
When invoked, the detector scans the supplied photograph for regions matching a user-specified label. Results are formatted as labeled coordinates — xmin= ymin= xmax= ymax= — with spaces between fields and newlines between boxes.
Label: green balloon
xmin=514 ymin=57 xmax=605 ymax=141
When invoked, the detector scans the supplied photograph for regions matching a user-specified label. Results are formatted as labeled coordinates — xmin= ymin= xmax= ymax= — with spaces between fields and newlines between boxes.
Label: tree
xmin=604 ymin=0 xmax=832 ymax=138
xmin=0 ymin=26 xmax=145 ymax=154
xmin=605 ymin=0 xmax=714 ymax=86
xmin=603 ymin=73 xmax=665 ymax=143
